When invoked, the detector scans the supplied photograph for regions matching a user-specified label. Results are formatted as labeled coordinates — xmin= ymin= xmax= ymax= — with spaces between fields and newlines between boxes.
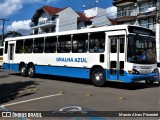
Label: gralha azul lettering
xmin=56 ymin=57 xmax=87 ymax=63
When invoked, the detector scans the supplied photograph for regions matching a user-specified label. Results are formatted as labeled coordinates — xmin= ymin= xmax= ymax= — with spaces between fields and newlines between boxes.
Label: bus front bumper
xmin=126 ymin=73 xmax=158 ymax=83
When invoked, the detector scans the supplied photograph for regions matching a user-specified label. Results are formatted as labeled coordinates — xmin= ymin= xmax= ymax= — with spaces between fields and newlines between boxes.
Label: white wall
xmin=84 ymin=7 xmax=98 ymax=17
xmin=85 ymin=7 xmax=111 ymax=26
xmin=39 ymin=12 xmax=49 ymax=22
xmin=58 ymin=7 xmax=79 ymax=32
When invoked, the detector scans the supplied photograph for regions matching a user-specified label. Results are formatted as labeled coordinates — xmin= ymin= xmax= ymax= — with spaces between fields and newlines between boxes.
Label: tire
xmin=91 ymin=68 xmax=106 ymax=87
xmin=20 ymin=65 xmax=28 ymax=77
xmin=28 ymin=65 xmax=35 ymax=78
xmin=145 ymin=80 xmax=154 ymax=85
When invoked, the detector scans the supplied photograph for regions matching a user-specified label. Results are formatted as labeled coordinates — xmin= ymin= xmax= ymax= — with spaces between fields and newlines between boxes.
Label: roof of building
xmin=76 ymin=12 xmax=95 ymax=21
xmin=43 ymin=6 xmax=65 ymax=15
xmin=32 ymin=6 xmax=93 ymax=22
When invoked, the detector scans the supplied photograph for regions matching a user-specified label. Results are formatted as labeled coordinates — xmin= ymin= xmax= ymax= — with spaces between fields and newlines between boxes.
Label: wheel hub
xmin=95 ymin=73 xmax=102 ymax=81
xmin=29 ymin=68 xmax=33 ymax=75
xmin=21 ymin=67 xmax=25 ymax=73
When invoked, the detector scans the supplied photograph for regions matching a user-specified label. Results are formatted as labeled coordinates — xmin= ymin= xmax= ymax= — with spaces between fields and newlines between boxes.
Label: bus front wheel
xmin=28 ymin=65 xmax=35 ymax=78
xmin=91 ymin=68 xmax=106 ymax=87
xmin=20 ymin=65 xmax=28 ymax=77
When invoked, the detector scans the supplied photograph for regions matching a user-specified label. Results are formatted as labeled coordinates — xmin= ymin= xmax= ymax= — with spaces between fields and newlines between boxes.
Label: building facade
xmin=30 ymin=6 xmax=111 ymax=35
xmin=113 ymin=0 xmax=160 ymax=62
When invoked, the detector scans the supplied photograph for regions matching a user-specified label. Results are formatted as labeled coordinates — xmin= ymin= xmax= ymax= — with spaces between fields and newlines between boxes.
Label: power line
xmin=0 ymin=18 xmax=10 ymax=45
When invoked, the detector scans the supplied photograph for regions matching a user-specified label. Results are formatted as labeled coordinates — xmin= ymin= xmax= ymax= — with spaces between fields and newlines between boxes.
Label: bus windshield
xmin=128 ymin=34 xmax=156 ymax=64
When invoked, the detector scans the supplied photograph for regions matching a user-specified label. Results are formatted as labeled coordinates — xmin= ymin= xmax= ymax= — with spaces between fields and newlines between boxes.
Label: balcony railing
xmin=30 ymin=19 xmax=56 ymax=28
xmin=139 ymin=22 xmax=156 ymax=30
xmin=117 ymin=9 xmax=137 ymax=17
xmin=139 ymin=4 xmax=156 ymax=14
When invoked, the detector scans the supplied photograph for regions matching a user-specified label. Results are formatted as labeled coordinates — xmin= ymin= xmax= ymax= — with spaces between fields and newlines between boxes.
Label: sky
xmin=0 ymin=0 xmax=114 ymax=35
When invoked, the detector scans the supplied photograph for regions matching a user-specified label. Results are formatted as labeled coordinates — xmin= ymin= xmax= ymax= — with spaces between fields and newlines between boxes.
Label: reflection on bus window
xmin=72 ymin=34 xmax=88 ymax=53
xmin=34 ymin=38 xmax=44 ymax=53
xmin=45 ymin=37 xmax=57 ymax=53
xmin=57 ymin=35 xmax=71 ymax=53
xmin=24 ymin=39 xmax=33 ymax=53
xmin=89 ymin=32 xmax=105 ymax=53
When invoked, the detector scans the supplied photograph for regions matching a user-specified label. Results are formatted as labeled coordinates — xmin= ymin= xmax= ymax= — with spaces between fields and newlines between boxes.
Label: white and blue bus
xmin=3 ymin=25 xmax=158 ymax=86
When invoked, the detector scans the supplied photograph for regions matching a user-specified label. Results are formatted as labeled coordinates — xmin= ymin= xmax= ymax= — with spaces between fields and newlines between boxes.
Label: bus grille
xmin=140 ymin=66 xmax=152 ymax=69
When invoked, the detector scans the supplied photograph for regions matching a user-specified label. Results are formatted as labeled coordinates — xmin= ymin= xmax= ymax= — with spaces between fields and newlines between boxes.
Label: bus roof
xmin=4 ymin=25 xmax=152 ymax=41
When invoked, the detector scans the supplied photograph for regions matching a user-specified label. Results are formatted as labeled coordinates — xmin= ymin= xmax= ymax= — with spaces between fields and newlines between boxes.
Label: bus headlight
xmin=128 ymin=69 xmax=139 ymax=74
xmin=152 ymin=68 xmax=158 ymax=73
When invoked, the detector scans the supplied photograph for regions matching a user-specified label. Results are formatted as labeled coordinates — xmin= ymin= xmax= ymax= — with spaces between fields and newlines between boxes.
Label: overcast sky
xmin=0 ymin=0 xmax=114 ymax=35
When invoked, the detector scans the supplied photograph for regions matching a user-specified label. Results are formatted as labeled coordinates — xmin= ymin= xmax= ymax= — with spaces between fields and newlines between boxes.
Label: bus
xmin=3 ymin=25 xmax=158 ymax=87
xmin=0 ymin=47 xmax=3 ymax=67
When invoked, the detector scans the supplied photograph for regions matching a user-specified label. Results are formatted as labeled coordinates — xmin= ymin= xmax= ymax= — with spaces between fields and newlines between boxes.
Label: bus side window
xmin=16 ymin=40 xmax=23 ymax=53
xmin=4 ymin=41 xmax=8 ymax=54
xmin=34 ymin=38 xmax=44 ymax=53
xmin=89 ymin=32 xmax=105 ymax=53
xmin=45 ymin=37 xmax=57 ymax=53
xmin=120 ymin=37 xmax=124 ymax=53
xmin=58 ymin=35 xmax=71 ymax=53
xmin=24 ymin=39 xmax=33 ymax=53
xmin=72 ymin=34 xmax=88 ymax=53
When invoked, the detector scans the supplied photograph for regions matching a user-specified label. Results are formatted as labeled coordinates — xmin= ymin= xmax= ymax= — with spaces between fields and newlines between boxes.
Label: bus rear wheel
xmin=20 ymin=65 xmax=28 ymax=77
xmin=28 ymin=65 xmax=35 ymax=78
xmin=91 ymin=68 xmax=106 ymax=87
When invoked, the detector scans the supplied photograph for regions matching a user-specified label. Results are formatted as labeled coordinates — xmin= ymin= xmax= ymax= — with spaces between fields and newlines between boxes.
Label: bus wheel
xmin=91 ymin=68 xmax=106 ymax=87
xmin=20 ymin=65 xmax=28 ymax=77
xmin=145 ymin=80 xmax=154 ymax=85
xmin=28 ymin=65 xmax=35 ymax=78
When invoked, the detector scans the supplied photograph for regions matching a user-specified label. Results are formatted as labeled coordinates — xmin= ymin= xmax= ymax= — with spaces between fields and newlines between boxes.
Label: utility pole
xmin=0 ymin=18 xmax=10 ymax=46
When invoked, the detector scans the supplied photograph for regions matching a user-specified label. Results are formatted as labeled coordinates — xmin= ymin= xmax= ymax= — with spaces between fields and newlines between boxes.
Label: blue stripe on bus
xmin=3 ymin=63 xmax=19 ymax=72
xmin=3 ymin=63 xmax=158 ymax=83
xmin=35 ymin=65 xmax=90 ymax=79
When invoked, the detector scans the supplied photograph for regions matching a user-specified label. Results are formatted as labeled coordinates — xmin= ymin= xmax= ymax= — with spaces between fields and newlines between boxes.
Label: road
xmin=0 ymin=69 xmax=159 ymax=120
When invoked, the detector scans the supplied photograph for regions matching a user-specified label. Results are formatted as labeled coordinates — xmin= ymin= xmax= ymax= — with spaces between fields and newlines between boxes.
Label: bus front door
xmin=8 ymin=43 xmax=15 ymax=70
xmin=109 ymin=36 xmax=125 ymax=81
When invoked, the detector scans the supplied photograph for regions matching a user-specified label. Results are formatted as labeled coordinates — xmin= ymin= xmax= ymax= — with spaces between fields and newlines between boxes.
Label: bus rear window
xmin=0 ymin=48 xmax=3 ymax=55
xmin=5 ymin=41 xmax=8 ymax=54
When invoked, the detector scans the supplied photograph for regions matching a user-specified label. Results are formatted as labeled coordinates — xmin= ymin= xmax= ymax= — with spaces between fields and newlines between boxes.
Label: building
xmin=30 ymin=6 xmax=111 ymax=35
xmin=113 ymin=0 xmax=160 ymax=62
xmin=0 ymin=31 xmax=22 ymax=46
xmin=113 ymin=0 xmax=159 ymax=31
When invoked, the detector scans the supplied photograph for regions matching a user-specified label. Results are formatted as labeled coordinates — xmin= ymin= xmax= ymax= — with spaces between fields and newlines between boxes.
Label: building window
xmin=139 ymin=17 xmax=156 ymax=30
xmin=139 ymin=19 xmax=148 ymax=28
xmin=139 ymin=1 xmax=155 ymax=13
